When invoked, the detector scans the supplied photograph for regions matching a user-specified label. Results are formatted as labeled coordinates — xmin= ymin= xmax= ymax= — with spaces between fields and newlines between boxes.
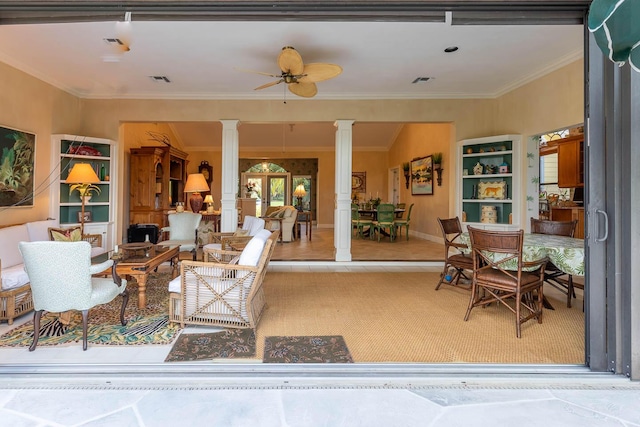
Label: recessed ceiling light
xmin=149 ymin=76 xmax=171 ymax=83
xmin=444 ymin=46 xmax=459 ymax=53
xmin=411 ymin=77 xmax=433 ymax=84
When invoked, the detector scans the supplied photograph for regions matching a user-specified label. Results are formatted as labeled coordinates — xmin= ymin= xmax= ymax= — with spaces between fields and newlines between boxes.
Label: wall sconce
xmin=432 ymin=153 xmax=443 ymax=186
xmin=402 ymin=162 xmax=410 ymax=189
xmin=434 ymin=165 xmax=444 ymax=186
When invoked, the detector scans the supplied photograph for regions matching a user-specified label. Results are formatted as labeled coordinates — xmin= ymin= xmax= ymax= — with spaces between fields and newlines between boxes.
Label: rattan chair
xmin=372 ymin=204 xmax=396 ymax=242
xmin=530 ymin=218 xmax=579 ymax=307
xmin=394 ymin=203 xmax=414 ymax=240
xmin=435 ymin=217 xmax=474 ymax=290
xmin=465 ymin=227 xmax=548 ymax=338
xmin=351 ymin=203 xmax=373 ymax=239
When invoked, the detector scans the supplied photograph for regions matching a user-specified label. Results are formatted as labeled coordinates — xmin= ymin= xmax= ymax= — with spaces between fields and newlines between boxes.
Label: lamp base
xmin=296 ymin=196 xmax=304 ymax=211
xmin=189 ymin=193 xmax=204 ymax=213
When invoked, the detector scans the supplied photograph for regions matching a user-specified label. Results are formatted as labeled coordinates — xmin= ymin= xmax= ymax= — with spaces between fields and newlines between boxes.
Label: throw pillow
xmin=48 ymin=226 xmax=82 ymax=242
xmin=267 ymin=208 xmax=282 ymax=218
xmin=277 ymin=208 xmax=288 ymax=218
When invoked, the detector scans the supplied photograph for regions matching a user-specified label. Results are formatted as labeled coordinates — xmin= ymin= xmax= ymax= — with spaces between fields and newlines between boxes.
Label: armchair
xmin=158 ymin=212 xmax=202 ymax=260
xmin=203 ymin=216 xmax=265 ymax=259
xmin=435 ymin=217 xmax=473 ymax=290
xmin=18 ymin=241 xmax=128 ymax=351
xmin=263 ymin=206 xmax=298 ymax=242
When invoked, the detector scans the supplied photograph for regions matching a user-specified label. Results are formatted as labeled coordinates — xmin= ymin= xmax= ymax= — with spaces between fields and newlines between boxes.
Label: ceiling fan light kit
xmin=247 ymin=46 xmax=342 ymax=98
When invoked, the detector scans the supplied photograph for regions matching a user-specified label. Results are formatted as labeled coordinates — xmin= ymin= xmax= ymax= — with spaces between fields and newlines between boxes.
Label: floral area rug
xmin=0 ymin=272 xmax=181 ymax=347
xmin=263 ymin=335 xmax=354 ymax=363
xmin=164 ymin=329 xmax=256 ymax=362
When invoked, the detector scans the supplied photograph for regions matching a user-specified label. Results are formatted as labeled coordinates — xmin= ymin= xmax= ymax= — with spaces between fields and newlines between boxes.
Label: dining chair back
xmin=435 ymin=217 xmax=474 ymax=290
xmin=394 ymin=203 xmax=414 ymax=240
xmin=465 ymin=227 xmax=548 ymax=338
xmin=351 ymin=203 xmax=372 ymax=239
xmin=395 ymin=203 xmax=406 ymax=219
xmin=530 ymin=217 xmax=580 ymax=307
xmin=373 ymin=204 xmax=396 ymax=242
xmin=18 ymin=241 xmax=129 ymax=351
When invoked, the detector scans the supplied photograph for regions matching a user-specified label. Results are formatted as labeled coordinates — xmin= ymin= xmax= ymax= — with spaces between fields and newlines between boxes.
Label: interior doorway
xmin=242 ymin=172 xmax=291 ymax=217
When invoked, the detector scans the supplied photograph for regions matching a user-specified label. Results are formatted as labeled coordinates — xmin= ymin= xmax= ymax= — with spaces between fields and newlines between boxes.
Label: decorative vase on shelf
xmin=473 ymin=162 xmax=484 ymax=175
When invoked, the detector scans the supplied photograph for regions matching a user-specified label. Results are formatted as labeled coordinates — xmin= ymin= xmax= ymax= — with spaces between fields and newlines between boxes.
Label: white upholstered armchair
xmin=18 ymin=241 xmax=128 ymax=351
xmin=158 ymin=212 xmax=202 ymax=260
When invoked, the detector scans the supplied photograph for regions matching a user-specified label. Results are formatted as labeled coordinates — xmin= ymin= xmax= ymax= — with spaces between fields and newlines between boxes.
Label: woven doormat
xmin=164 ymin=329 xmax=256 ymax=362
xmin=263 ymin=335 xmax=354 ymax=363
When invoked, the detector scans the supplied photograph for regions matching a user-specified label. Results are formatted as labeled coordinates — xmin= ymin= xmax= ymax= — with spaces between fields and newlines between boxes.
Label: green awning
xmin=588 ymin=0 xmax=640 ymax=72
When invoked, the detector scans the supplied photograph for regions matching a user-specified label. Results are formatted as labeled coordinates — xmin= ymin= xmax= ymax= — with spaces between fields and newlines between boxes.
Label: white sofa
xmin=0 ymin=219 xmax=105 ymax=324
xmin=263 ymin=206 xmax=298 ymax=242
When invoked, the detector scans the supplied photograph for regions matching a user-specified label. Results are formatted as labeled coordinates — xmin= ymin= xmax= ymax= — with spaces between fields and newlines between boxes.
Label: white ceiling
xmin=0 ymin=18 xmax=584 ymax=149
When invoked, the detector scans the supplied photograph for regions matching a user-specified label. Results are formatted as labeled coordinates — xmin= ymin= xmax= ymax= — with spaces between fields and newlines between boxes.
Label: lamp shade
xmin=293 ymin=184 xmax=307 ymax=197
xmin=66 ymin=163 xmax=101 ymax=184
xmin=184 ymin=173 xmax=210 ymax=193
xmin=203 ymin=195 xmax=214 ymax=204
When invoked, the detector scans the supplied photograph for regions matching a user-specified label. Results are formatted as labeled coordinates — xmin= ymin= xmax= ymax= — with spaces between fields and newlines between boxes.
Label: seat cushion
xmin=168 ymin=275 xmax=181 ymax=293
xmin=0 ymin=264 xmax=30 ymax=291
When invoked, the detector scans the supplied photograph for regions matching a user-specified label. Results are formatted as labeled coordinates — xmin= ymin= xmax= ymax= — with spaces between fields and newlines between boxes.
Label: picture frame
xmin=78 ymin=211 xmax=92 ymax=223
xmin=352 ymin=171 xmax=366 ymax=192
xmin=477 ymin=181 xmax=507 ymax=200
xmin=411 ymin=156 xmax=433 ymax=195
xmin=0 ymin=125 xmax=36 ymax=207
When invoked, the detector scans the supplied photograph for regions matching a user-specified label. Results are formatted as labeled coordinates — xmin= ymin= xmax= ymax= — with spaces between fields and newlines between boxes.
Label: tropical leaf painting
xmin=0 ymin=125 xmax=35 ymax=207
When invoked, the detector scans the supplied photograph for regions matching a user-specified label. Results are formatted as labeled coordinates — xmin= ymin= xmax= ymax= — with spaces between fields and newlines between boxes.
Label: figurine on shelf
xmin=473 ymin=161 xmax=484 ymax=175
xmin=485 ymin=164 xmax=496 ymax=174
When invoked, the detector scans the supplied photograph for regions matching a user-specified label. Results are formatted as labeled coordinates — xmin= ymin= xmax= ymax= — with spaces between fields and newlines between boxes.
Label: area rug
xmin=164 ymin=329 xmax=256 ymax=362
xmin=0 ymin=272 xmax=182 ymax=347
xmin=263 ymin=335 xmax=354 ymax=363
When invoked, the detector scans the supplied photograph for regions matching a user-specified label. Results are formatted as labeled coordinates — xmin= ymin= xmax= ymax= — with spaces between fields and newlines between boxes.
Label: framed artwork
xmin=0 ymin=125 xmax=36 ymax=207
xmin=411 ymin=156 xmax=433 ymax=195
xmin=477 ymin=181 xmax=507 ymax=200
xmin=352 ymin=171 xmax=366 ymax=192
xmin=78 ymin=211 xmax=92 ymax=223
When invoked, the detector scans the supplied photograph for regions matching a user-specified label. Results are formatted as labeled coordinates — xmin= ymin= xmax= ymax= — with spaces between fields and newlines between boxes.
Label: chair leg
xmin=120 ymin=289 xmax=130 ymax=326
xmin=29 ymin=310 xmax=44 ymax=352
xmin=566 ymin=275 xmax=574 ymax=308
xmin=81 ymin=309 xmax=89 ymax=351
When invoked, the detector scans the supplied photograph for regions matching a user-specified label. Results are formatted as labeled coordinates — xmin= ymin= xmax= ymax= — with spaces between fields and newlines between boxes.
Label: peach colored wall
xmin=352 ymin=151 xmax=390 ymax=202
xmin=388 ymin=123 xmax=454 ymax=239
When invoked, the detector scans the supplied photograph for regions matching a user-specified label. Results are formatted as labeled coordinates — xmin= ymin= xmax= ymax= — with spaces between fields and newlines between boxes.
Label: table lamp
xmin=66 ymin=163 xmax=101 ymax=235
xmin=184 ymin=173 xmax=210 ymax=213
xmin=204 ymin=194 xmax=214 ymax=213
xmin=293 ymin=184 xmax=307 ymax=211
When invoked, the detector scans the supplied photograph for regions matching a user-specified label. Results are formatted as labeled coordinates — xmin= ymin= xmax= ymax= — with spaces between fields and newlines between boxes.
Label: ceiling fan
xmin=244 ymin=46 xmax=342 ymax=98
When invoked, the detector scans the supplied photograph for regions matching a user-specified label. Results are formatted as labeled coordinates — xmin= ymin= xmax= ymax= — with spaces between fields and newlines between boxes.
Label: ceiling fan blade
xmin=254 ymin=79 xmax=284 ymax=91
xmin=298 ymin=63 xmax=343 ymax=83
xmin=288 ymin=82 xmax=317 ymax=98
xmin=235 ymin=67 xmax=281 ymax=78
xmin=278 ymin=46 xmax=304 ymax=75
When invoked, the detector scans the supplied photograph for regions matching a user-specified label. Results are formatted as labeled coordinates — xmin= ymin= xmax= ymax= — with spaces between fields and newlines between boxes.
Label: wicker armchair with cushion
xmin=19 ymin=241 xmax=128 ymax=350
xmin=530 ymin=218 xmax=580 ymax=307
xmin=168 ymin=229 xmax=279 ymax=329
xmin=435 ymin=217 xmax=474 ymax=290
xmin=203 ymin=216 xmax=265 ymax=260
xmin=465 ymin=227 xmax=548 ymax=338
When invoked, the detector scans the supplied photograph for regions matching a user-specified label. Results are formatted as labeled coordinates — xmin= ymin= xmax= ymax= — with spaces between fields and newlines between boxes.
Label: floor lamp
xmin=293 ymin=184 xmax=307 ymax=211
xmin=184 ymin=173 xmax=210 ymax=213
xmin=67 ymin=163 xmax=101 ymax=235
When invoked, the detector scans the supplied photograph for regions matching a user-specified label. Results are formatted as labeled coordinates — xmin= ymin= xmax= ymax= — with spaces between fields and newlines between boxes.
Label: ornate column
xmin=334 ymin=120 xmax=355 ymax=261
xmin=220 ymin=120 xmax=240 ymax=232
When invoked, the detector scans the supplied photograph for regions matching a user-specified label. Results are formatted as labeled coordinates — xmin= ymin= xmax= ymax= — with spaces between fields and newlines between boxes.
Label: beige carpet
xmin=256 ymin=271 xmax=585 ymax=364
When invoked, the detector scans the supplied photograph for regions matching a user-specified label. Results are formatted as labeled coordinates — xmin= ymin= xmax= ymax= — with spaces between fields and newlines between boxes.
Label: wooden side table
xmin=295 ymin=210 xmax=312 ymax=241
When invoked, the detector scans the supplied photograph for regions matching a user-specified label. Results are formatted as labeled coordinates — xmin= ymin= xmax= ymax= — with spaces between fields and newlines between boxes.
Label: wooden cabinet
xmin=557 ymin=134 xmax=584 ymax=188
xmin=551 ymin=207 xmax=585 ymax=239
xmin=129 ymin=146 xmax=188 ymax=227
xmin=456 ymin=134 xmax=522 ymax=230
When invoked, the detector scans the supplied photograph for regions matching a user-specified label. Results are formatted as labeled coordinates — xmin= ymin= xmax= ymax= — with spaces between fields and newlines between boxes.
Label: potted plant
xmin=432 ymin=152 xmax=443 ymax=169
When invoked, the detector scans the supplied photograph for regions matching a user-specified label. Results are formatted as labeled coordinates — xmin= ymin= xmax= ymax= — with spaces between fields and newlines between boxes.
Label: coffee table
xmin=97 ymin=244 xmax=180 ymax=309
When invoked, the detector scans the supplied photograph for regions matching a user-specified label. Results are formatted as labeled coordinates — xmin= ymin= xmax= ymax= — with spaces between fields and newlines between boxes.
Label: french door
xmin=242 ymin=172 xmax=291 ymax=217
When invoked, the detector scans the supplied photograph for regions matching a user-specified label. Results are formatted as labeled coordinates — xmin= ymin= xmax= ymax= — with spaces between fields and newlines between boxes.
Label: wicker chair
xmin=465 ymin=227 xmax=548 ymax=338
xmin=169 ymin=230 xmax=279 ymax=329
xmin=351 ymin=203 xmax=373 ymax=239
xmin=530 ymin=218 xmax=579 ymax=307
xmin=394 ymin=203 xmax=414 ymax=240
xmin=203 ymin=216 xmax=265 ymax=260
xmin=372 ymin=204 xmax=397 ymax=242
xmin=18 ymin=241 xmax=128 ymax=350
xmin=435 ymin=217 xmax=474 ymax=290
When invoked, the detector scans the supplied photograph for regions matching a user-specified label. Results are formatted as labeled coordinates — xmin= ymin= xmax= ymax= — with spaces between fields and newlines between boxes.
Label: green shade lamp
xmin=66 ymin=163 xmax=101 ymax=235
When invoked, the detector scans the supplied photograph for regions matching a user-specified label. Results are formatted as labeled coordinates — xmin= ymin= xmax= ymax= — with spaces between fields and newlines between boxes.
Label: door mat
xmin=165 ymin=329 xmax=256 ymax=362
xmin=0 ymin=273 xmax=181 ymax=347
xmin=263 ymin=335 xmax=354 ymax=363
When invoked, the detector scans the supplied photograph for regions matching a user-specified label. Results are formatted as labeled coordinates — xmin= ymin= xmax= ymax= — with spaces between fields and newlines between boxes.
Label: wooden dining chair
xmin=530 ymin=218 xmax=579 ymax=308
xmin=465 ymin=227 xmax=548 ymax=338
xmin=351 ymin=203 xmax=373 ymax=239
xmin=372 ymin=204 xmax=396 ymax=242
xmin=435 ymin=217 xmax=474 ymax=290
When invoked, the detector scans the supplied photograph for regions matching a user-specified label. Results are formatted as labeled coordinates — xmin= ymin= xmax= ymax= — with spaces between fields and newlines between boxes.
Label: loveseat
xmin=263 ymin=206 xmax=298 ymax=242
xmin=0 ymin=219 xmax=104 ymax=324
